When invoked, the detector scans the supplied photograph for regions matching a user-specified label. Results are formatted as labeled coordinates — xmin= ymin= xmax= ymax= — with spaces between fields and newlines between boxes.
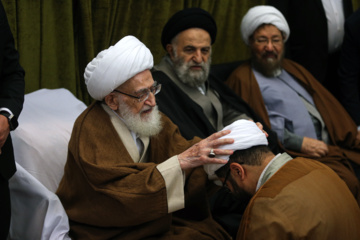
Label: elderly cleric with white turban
xmin=240 ymin=5 xmax=290 ymax=46
xmin=84 ymin=35 xmax=154 ymax=100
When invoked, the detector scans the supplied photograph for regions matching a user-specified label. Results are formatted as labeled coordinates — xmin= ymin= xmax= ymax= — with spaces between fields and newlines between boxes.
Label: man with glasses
xmin=205 ymin=119 xmax=360 ymax=239
xmin=225 ymin=5 xmax=360 ymax=205
xmin=56 ymin=35 xmax=236 ymax=239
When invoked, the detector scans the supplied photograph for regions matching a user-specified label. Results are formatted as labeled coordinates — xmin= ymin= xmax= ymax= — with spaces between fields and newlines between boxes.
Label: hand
xmin=0 ymin=115 xmax=10 ymax=149
xmin=255 ymin=122 xmax=269 ymax=137
xmin=301 ymin=137 xmax=328 ymax=158
xmin=178 ymin=129 xmax=234 ymax=170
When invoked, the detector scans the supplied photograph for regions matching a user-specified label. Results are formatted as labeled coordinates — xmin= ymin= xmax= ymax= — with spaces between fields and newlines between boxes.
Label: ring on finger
xmin=208 ymin=148 xmax=216 ymax=158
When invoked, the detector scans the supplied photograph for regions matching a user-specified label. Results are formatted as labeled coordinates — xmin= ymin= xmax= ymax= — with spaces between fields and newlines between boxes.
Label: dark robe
xmin=152 ymin=70 xmax=280 ymax=154
xmin=56 ymin=102 xmax=231 ymax=240
xmin=226 ymin=59 xmax=360 ymax=204
xmin=0 ymin=2 xmax=25 ymax=238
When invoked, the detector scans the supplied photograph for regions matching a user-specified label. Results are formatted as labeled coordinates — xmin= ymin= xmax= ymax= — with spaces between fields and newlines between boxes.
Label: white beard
xmin=118 ymin=102 xmax=163 ymax=137
xmin=172 ymin=55 xmax=211 ymax=88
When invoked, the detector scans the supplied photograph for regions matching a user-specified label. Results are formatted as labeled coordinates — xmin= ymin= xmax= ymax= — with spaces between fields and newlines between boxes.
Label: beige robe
xmin=56 ymin=102 xmax=230 ymax=240
xmin=238 ymin=157 xmax=360 ymax=240
xmin=226 ymin=59 xmax=360 ymax=204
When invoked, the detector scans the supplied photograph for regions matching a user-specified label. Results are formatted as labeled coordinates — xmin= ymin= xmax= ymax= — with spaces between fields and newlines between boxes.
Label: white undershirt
xmin=321 ymin=0 xmax=345 ymax=53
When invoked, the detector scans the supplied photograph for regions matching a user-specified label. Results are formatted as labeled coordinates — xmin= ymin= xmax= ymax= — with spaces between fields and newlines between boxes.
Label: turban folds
xmin=84 ymin=35 xmax=154 ymax=100
xmin=161 ymin=8 xmax=217 ymax=49
xmin=203 ymin=120 xmax=268 ymax=181
xmin=240 ymin=5 xmax=290 ymax=45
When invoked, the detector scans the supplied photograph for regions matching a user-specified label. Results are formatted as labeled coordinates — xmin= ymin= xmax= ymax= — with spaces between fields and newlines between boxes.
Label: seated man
xmin=225 ymin=6 xmax=360 ymax=204
xmin=152 ymin=8 xmax=279 ymax=153
xmin=56 ymin=35 xmax=235 ymax=240
xmin=152 ymin=8 xmax=281 ymax=237
xmin=206 ymin=120 xmax=360 ymax=239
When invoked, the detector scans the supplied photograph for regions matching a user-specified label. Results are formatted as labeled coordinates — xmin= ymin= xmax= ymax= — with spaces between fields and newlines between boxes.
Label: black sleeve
xmin=152 ymin=70 xmax=215 ymax=140
xmin=0 ymin=2 xmax=25 ymax=129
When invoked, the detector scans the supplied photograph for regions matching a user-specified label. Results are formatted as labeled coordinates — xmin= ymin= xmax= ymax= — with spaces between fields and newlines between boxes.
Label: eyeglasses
xmin=113 ymin=83 xmax=162 ymax=102
xmin=253 ymin=37 xmax=283 ymax=47
xmin=222 ymin=169 xmax=231 ymax=188
xmin=222 ymin=161 xmax=244 ymax=188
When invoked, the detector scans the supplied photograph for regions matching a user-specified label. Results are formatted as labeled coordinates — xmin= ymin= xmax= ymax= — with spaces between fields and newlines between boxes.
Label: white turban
xmin=240 ymin=5 xmax=290 ymax=45
xmin=203 ymin=120 xmax=268 ymax=182
xmin=84 ymin=35 xmax=154 ymax=100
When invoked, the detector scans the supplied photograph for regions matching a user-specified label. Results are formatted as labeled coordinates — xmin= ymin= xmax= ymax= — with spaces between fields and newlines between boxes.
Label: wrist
xmin=0 ymin=111 xmax=14 ymax=130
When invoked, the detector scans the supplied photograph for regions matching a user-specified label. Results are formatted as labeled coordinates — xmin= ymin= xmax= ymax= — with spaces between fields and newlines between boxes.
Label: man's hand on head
xmin=255 ymin=121 xmax=269 ymax=137
xmin=177 ymin=130 xmax=234 ymax=170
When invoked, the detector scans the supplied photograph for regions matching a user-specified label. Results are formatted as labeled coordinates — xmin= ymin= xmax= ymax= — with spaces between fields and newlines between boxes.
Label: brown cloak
xmin=226 ymin=59 xmax=360 ymax=204
xmin=237 ymin=158 xmax=360 ymax=240
xmin=56 ymin=102 xmax=230 ymax=240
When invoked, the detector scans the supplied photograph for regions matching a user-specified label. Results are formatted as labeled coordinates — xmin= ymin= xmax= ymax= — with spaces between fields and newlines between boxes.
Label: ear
xmin=166 ymin=44 xmax=175 ymax=59
xmin=104 ymin=93 xmax=119 ymax=111
xmin=230 ymin=162 xmax=246 ymax=181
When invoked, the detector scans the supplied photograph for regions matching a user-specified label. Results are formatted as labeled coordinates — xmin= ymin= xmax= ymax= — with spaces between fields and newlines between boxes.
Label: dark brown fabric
xmin=237 ymin=157 xmax=360 ymax=240
xmin=225 ymin=59 xmax=360 ymax=204
xmin=56 ymin=102 xmax=230 ymax=240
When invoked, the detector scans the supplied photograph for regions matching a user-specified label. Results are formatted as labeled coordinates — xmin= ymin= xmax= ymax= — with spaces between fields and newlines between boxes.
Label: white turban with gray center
xmin=84 ymin=35 xmax=154 ymax=100
xmin=240 ymin=5 xmax=290 ymax=45
xmin=203 ymin=120 xmax=268 ymax=181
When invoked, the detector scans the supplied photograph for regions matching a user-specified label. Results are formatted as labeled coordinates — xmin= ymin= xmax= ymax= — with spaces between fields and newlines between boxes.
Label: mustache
xmin=262 ymin=51 xmax=278 ymax=58
xmin=141 ymin=105 xmax=155 ymax=113
xmin=188 ymin=61 xmax=205 ymax=69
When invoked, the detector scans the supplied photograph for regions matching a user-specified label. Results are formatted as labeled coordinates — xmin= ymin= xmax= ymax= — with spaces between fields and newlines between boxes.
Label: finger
xmin=210 ymin=138 xmax=234 ymax=148
xmin=209 ymin=148 xmax=234 ymax=157
xmin=263 ymin=130 xmax=269 ymax=137
xmin=206 ymin=129 xmax=231 ymax=141
xmin=204 ymin=158 xmax=228 ymax=165
xmin=255 ymin=122 xmax=263 ymax=130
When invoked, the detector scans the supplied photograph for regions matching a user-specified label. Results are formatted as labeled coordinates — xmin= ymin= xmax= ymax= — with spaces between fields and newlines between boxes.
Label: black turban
xmin=161 ymin=8 xmax=217 ymax=49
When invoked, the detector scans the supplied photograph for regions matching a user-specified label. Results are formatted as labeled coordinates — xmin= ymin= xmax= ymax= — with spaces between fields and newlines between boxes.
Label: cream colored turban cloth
xmin=240 ymin=5 xmax=290 ymax=45
xmin=84 ymin=35 xmax=154 ymax=100
xmin=203 ymin=120 xmax=268 ymax=182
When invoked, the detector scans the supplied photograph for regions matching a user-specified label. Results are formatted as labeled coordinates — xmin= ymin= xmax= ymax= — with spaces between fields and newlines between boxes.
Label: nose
xmin=144 ymin=91 xmax=156 ymax=107
xmin=192 ymin=50 xmax=202 ymax=63
xmin=265 ymin=41 xmax=274 ymax=51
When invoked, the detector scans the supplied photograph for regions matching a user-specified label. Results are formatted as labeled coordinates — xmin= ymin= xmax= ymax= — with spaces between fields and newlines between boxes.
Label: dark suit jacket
xmin=268 ymin=0 xmax=353 ymax=84
xmin=0 ymin=2 xmax=25 ymax=180
xmin=338 ymin=8 xmax=360 ymax=125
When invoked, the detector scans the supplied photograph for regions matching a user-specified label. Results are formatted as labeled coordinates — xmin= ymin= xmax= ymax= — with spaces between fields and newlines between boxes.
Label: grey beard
xmin=172 ymin=56 xmax=211 ymax=88
xmin=118 ymin=103 xmax=163 ymax=137
xmin=251 ymin=53 xmax=283 ymax=78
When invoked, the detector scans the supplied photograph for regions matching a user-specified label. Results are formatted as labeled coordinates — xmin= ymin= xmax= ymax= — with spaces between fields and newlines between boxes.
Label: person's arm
xmin=0 ymin=2 xmax=25 ymax=148
xmin=283 ymin=129 xmax=328 ymax=157
xmin=156 ymin=156 xmax=185 ymax=213
xmin=338 ymin=12 xmax=360 ymax=125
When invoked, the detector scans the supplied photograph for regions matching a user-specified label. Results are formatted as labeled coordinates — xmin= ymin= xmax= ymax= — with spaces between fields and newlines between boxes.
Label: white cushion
xmin=10 ymin=88 xmax=87 ymax=192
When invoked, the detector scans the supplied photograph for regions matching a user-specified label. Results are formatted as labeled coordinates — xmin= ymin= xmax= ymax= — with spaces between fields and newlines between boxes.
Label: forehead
xmin=118 ymin=69 xmax=154 ymax=92
xmin=176 ymin=28 xmax=211 ymax=47
xmin=253 ymin=24 xmax=282 ymax=37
